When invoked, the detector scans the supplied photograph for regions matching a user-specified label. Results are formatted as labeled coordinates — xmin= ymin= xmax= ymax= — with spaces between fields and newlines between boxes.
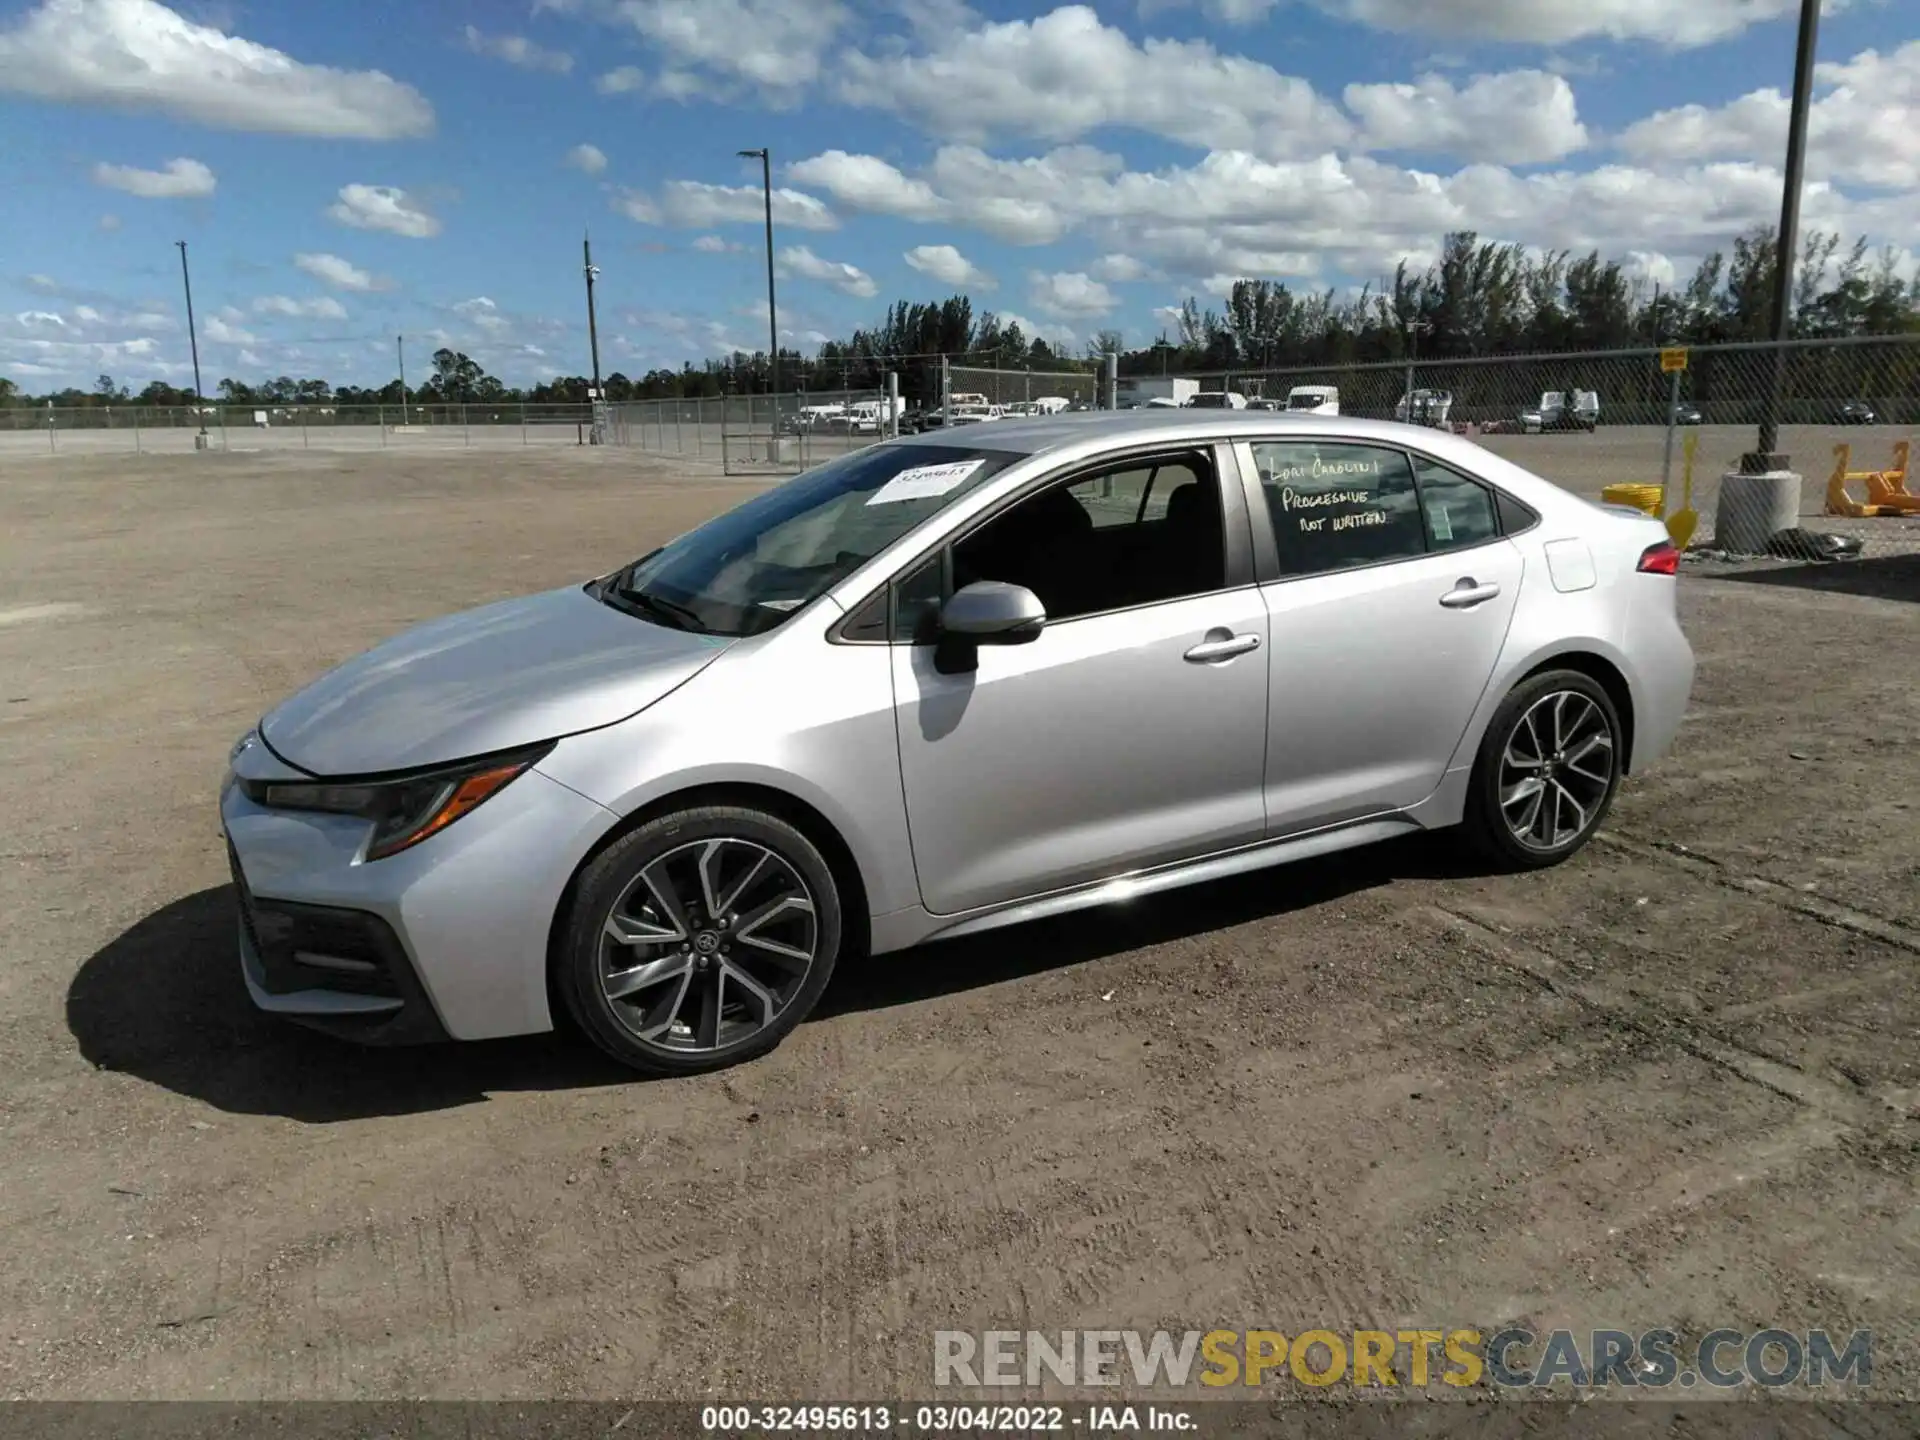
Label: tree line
xmin=5 ymin=226 xmax=1916 ymax=410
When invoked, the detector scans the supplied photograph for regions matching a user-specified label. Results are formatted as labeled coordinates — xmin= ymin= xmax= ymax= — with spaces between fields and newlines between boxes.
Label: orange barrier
xmin=1826 ymin=440 xmax=1918 ymax=517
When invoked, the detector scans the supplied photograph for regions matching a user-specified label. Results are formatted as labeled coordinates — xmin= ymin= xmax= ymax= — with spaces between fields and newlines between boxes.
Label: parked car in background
xmin=1837 ymin=402 xmax=1879 ymax=425
xmin=222 ymin=409 xmax=1694 ymax=1076
xmin=1396 ymin=390 xmax=1454 ymax=427
xmin=1286 ymin=385 xmax=1341 ymax=415
xmin=1670 ymin=402 xmax=1703 ymax=426
xmin=1186 ymin=391 xmax=1248 ymax=410
xmin=1522 ymin=390 xmax=1600 ymax=433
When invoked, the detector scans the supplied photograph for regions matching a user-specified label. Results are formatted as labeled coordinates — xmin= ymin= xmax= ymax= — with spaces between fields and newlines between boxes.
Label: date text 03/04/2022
xmin=699 ymin=1404 xmax=1197 ymax=1432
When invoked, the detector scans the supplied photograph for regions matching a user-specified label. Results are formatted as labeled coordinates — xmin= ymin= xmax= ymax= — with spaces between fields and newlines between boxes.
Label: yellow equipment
xmin=1666 ymin=432 xmax=1699 ymax=550
xmin=1826 ymin=440 xmax=1918 ymax=517
xmin=1602 ymin=482 xmax=1665 ymax=517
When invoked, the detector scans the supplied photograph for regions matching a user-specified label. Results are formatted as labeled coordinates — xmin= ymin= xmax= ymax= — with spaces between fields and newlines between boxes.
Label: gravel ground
xmin=0 ymin=444 xmax=1916 ymax=1404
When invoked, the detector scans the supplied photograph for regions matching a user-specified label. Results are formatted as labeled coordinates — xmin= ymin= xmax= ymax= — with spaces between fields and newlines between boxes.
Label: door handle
xmin=1184 ymin=632 xmax=1262 ymax=663
xmin=1439 ymin=579 xmax=1502 ymax=609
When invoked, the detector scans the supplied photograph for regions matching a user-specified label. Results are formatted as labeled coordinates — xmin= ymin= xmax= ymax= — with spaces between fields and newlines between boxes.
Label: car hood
xmin=259 ymin=584 xmax=734 ymax=776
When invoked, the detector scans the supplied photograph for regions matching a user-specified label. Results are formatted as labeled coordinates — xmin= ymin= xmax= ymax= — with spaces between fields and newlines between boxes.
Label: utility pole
xmin=1405 ymin=318 xmax=1431 ymax=425
xmin=175 ymin=241 xmax=206 ymax=447
xmin=396 ymin=334 xmax=409 ymax=426
xmin=1748 ymin=0 xmax=1822 ymax=473
xmin=583 ymin=234 xmax=604 ymax=443
xmin=738 ymin=147 xmax=779 ymax=403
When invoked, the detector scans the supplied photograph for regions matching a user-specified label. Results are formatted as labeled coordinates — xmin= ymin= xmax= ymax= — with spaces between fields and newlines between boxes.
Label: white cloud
xmin=203 ymin=313 xmax=256 ymax=345
xmin=618 ymin=179 xmax=838 ymax=231
xmin=1030 ymin=270 xmax=1116 ymax=318
xmin=1089 ymin=254 xmax=1155 ymax=283
xmin=462 ymin=26 xmax=572 ymax=73
xmin=1618 ymin=40 xmax=1920 ymax=191
xmin=692 ymin=234 xmax=744 ymax=252
xmin=453 ymin=296 xmax=512 ymax=333
xmin=565 ymin=143 xmax=608 ymax=174
xmin=596 ymin=66 xmax=647 ymax=93
xmin=1346 ymin=70 xmax=1588 ymax=165
xmin=252 ymin=295 xmax=348 ymax=320
xmin=89 ymin=155 xmax=216 ymax=198
xmin=993 ymin=310 xmax=1078 ymax=348
xmin=293 ymin=252 xmax=395 ymax=293
xmin=98 ymin=214 xmax=121 ymax=230
xmin=834 ymin=6 xmax=1351 ymax=157
xmin=327 ymin=184 xmax=441 ymax=239
xmin=599 ymin=0 xmax=850 ymax=101
xmin=788 ymin=152 xmax=945 ymax=220
xmin=905 ymin=244 xmax=995 ymax=289
xmin=778 ymin=245 xmax=878 ymax=298
xmin=0 ymin=0 xmax=433 ymax=138
xmin=1325 ymin=0 xmax=1814 ymax=47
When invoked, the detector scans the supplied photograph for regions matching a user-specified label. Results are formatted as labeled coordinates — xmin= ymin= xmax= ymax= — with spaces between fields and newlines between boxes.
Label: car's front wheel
xmin=558 ymin=805 xmax=843 ymax=1075
xmin=1463 ymin=670 xmax=1623 ymax=870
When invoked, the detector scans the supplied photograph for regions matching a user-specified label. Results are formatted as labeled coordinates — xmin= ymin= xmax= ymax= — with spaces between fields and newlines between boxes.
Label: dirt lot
xmin=1 ymin=443 xmax=1918 ymax=1404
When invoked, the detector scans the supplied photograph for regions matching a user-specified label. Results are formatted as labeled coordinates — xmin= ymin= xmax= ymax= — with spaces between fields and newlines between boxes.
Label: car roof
xmin=892 ymin=407 xmax=1438 ymax=459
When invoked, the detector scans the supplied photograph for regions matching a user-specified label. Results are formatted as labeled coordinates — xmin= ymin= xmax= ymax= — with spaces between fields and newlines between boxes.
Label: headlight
xmin=244 ymin=744 xmax=552 ymax=861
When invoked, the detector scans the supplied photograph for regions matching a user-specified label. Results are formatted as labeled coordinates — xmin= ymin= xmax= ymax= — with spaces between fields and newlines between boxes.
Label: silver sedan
xmin=221 ymin=410 xmax=1694 ymax=1074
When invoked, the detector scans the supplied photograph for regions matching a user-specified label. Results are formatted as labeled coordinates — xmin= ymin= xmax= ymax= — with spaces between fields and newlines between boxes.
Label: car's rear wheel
xmin=558 ymin=806 xmax=842 ymax=1076
xmin=1463 ymin=671 xmax=1623 ymax=871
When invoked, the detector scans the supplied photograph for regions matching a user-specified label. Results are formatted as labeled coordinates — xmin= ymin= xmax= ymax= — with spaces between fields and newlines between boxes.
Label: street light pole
xmin=583 ymin=234 xmax=604 ymax=443
xmin=174 ymin=241 xmax=206 ymax=444
xmin=1748 ymin=0 xmax=1823 ymax=472
xmin=738 ymin=148 xmax=779 ymax=402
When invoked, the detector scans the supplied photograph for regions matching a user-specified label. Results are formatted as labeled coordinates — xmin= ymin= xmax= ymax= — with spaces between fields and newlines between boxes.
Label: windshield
xmin=1288 ymin=393 xmax=1328 ymax=410
xmin=1189 ymin=393 xmax=1231 ymax=408
xmin=596 ymin=444 xmax=1014 ymax=638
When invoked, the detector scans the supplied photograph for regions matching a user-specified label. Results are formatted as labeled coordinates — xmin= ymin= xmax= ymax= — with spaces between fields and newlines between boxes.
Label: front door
xmin=1242 ymin=438 xmax=1524 ymax=834
xmin=892 ymin=449 xmax=1271 ymax=915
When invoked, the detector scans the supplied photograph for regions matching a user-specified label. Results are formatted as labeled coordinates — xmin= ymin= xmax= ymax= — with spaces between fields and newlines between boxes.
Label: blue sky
xmin=1 ymin=0 xmax=1915 ymax=391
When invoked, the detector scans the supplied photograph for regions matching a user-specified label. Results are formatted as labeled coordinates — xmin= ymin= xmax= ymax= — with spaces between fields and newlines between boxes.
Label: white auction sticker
xmin=866 ymin=459 xmax=985 ymax=506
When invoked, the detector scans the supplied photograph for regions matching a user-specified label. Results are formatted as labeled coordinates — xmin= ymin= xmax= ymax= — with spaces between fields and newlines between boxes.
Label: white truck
xmin=1395 ymin=389 xmax=1454 ymax=427
xmin=1116 ymin=376 xmax=1199 ymax=409
xmin=1285 ymin=385 xmax=1341 ymax=416
xmin=1521 ymin=390 xmax=1600 ymax=433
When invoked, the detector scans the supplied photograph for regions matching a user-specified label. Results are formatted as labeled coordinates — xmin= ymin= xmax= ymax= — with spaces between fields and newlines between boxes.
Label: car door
xmin=890 ymin=445 xmax=1270 ymax=915
xmin=1235 ymin=438 xmax=1524 ymax=836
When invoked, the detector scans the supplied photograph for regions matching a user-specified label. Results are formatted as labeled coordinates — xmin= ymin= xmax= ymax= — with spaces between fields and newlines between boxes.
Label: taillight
xmin=1637 ymin=540 xmax=1680 ymax=575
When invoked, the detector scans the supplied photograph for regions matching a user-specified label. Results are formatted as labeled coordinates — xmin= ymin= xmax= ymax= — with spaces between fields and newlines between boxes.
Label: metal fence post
xmin=379 ymin=404 xmax=387 ymax=446
xmin=886 ymin=370 xmax=899 ymax=438
xmin=462 ymin=403 xmax=470 ymax=446
xmin=1105 ymin=351 xmax=1118 ymax=410
xmin=521 ymin=403 xmax=528 ymax=446
xmin=940 ymin=355 xmax=952 ymax=424
xmin=1660 ymin=364 xmax=1682 ymax=506
xmin=302 ymin=412 xmax=309 ymax=449
xmin=133 ymin=413 xmax=142 ymax=455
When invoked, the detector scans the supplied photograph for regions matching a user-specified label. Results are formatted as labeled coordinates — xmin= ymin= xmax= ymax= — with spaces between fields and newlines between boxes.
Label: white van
xmin=1185 ymin=391 xmax=1248 ymax=409
xmin=1285 ymin=385 xmax=1340 ymax=416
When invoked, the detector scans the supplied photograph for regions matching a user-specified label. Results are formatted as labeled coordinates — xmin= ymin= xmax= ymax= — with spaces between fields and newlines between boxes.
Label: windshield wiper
xmin=613 ymin=585 xmax=705 ymax=633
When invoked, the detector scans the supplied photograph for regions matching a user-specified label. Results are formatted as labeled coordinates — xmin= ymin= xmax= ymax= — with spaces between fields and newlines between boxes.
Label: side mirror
xmin=932 ymin=581 xmax=1046 ymax=674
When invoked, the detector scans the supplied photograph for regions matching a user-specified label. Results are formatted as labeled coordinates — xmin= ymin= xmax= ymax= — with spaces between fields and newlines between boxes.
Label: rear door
xmin=1235 ymin=439 xmax=1524 ymax=835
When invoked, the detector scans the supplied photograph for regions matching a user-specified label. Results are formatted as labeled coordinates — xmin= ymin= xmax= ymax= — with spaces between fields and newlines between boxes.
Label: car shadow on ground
xmin=68 ymin=835 xmax=1476 ymax=1124
xmin=1698 ymin=550 xmax=1920 ymax=604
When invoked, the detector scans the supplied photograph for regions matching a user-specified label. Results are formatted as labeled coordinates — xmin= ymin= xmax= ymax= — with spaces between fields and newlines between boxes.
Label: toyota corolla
xmin=221 ymin=410 xmax=1694 ymax=1075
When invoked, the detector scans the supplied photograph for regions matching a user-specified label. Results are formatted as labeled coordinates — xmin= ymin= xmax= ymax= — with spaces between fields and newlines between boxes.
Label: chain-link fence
xmin=0 ymin=402 xmax=599 ymax=457
xmin=943 ymin=363 xmax=1106 ymax=417
xmin=610 ymin=386 xmax=901 ymax=475
xmin=1177 ymin=335 xmax=1920 ymax=562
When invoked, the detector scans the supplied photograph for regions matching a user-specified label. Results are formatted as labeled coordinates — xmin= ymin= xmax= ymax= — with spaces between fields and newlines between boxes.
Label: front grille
xmin=227 ymin=840 xmax=265 ymax=958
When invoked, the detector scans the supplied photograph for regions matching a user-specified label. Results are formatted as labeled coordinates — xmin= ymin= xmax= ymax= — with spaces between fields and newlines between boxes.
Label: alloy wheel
xmin=1497 ymin=690 xmax=1617 ymax=853
xmin=597 ymin=837 xmax=818 ymax=1053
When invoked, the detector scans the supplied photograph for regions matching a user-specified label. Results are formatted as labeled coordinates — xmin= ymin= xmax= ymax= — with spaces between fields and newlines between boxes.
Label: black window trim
xmin=827 ymin=439 xmax=1258 ymax=645
xmin=1232 ymin=437 xmax=1537 ymax=587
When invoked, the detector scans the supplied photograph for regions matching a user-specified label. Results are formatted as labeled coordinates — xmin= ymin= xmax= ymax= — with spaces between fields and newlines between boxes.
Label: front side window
xmin=944 ymin=450 xmax=1227 ymax=624
xmin=596 ymin=444 xmax=1014 ymax=637
xmin=1252 ymin=441 xmax=1427 ymax=577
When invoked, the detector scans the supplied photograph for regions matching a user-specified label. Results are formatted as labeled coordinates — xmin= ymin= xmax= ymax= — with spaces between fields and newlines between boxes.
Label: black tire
xmin=557 ymin=805 xmax=843 ymax=1076
xmin=1462 ymin=669 xmax=1623 ymax=872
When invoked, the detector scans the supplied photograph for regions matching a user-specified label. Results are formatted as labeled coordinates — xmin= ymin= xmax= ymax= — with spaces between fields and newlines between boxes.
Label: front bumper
xmin=220 ymin=759 xmax=618 ymax=1042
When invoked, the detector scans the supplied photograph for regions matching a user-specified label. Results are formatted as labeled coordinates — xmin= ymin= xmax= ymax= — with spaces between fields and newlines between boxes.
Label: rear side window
xmin=1251 ymin=441 xmax=1426 ymax=577
xmin=1408 ymin=454 xmax=1500 ymax=552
